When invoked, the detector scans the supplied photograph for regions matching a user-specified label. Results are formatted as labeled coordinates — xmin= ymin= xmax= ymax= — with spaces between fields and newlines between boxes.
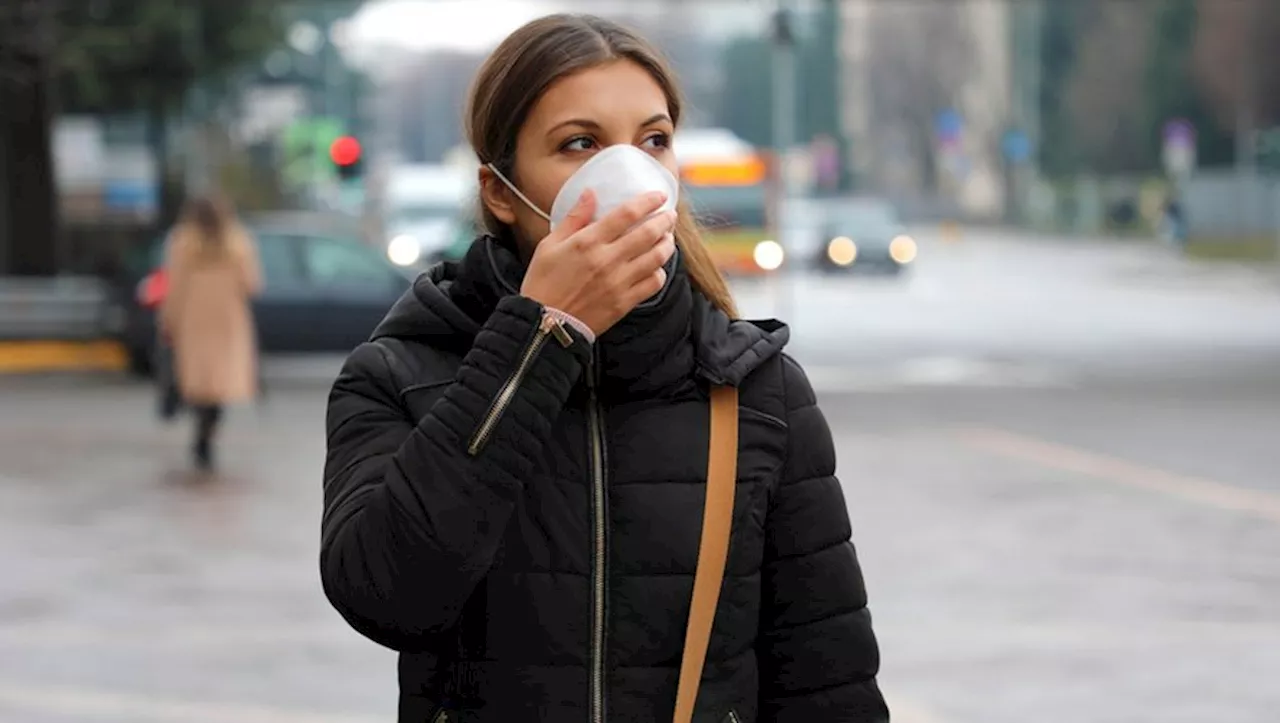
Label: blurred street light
xmin=289 ymin=20 xmax=324 ymax=56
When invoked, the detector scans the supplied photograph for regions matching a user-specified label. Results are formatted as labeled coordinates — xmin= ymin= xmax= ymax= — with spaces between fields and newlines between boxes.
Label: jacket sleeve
xmin=757 ymin=355 xmax=889 ymax=722
xmin=320 ymin=295 xmax=589 ymax=652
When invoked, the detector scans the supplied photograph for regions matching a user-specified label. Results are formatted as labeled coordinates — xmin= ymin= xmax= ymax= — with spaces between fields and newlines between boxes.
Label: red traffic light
xmin=329 ymin=136 xmax=361 ymax=166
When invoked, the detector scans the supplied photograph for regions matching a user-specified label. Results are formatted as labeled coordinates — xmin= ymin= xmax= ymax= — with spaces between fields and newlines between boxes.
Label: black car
xmin=811 ymin=200 xmax=918 ymax=275
xmin=115 ymin=213 xmax=413 ymax=376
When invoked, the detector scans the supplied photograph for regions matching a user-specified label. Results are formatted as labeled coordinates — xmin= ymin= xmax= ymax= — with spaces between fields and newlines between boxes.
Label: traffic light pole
xmin=770 ymin=0 xmax=798 ymax=325
xmin=771 ymin=1 xmax=796 ymax=238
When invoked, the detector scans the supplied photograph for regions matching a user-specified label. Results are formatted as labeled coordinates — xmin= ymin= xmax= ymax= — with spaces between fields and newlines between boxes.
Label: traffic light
xmin=330 ymin=135 xmax=363 ymax=180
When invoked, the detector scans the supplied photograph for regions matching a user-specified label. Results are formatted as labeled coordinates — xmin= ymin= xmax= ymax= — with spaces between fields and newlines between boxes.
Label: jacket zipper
xmin=587 ymin=352 xmax=608 ymax=723
xmin=467 ymin=311 xmax=574 ymax=456
xmin=726 ymin=712 xmax=742 ymax=723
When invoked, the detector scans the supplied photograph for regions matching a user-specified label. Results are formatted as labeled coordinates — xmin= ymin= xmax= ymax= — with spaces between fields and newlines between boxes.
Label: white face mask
xmin=487 ymin=143 xmax=680 ymax=231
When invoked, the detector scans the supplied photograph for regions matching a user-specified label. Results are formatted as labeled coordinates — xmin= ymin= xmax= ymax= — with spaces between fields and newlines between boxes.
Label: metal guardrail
xmin=0 ymin=276 xmax=121 ymax=341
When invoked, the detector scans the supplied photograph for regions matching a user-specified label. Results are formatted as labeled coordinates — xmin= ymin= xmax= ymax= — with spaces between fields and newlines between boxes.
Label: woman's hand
xmin=520 ymin=189 xmax=677 ymax=337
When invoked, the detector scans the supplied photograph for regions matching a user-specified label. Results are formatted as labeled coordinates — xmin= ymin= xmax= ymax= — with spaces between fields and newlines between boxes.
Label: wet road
xmin=1 ymin=230 xmax=1277 ymax=722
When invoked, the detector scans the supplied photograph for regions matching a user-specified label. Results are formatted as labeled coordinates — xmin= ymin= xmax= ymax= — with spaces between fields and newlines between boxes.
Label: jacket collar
xmin=439 ymin=235 xmax=790 ymax=400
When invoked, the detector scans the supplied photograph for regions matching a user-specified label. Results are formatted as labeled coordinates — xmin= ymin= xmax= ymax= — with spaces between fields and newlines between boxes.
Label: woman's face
xmin=482 ymin=59 xmax=678 ymax=250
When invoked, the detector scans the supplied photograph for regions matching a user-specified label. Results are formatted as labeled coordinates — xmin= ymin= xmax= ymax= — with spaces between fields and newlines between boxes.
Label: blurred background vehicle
xmin=382 ymin=163 xmax=474 ymax=269
xmin=424 ymin=208 xmax=484 ymax=265
xmin=676 ymin=128 xmax=780 ymax=276
xmin=115 ymin=212 xmax=412 ymax=376
xmin=808 ymin=197 xmax=917 ymax=275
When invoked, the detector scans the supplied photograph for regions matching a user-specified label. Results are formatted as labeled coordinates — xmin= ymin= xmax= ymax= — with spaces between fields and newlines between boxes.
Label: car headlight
xmin=889 ymin=235 xmax=917 ymax=264
xmin=387 ymin=234 xmax=421 ymax=267
xmin=827 ymin=236 xmax=857 ymax=266
xmin=753 ymin=240 xmax=785 ymax=271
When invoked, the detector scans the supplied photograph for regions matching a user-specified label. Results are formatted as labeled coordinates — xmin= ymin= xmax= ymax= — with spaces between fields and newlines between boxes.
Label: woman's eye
xmin=562 ymin=136 xmax=596 ymax=152
xmin=642 ymin=133 xmax=671 ymax=150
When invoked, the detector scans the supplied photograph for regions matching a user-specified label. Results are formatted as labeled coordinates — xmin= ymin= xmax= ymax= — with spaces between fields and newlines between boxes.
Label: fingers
xmin=620 ymin=267 xmax=668 ymax=309
xmin=612 ymin=210 xmax=677 ymax=263
xmin=587 ymin=190 xmax=668 ymax=243
xmin=549 ymin=189 xmax=596 ymax=239
xmin=619 ymin=232 xmax=676 ymax=285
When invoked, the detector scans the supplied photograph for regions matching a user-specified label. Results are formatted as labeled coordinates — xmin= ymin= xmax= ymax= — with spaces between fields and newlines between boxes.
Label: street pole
xmin=771 ymin=0 xmax=796 ymax=234
xmin=770 ymin=0 xmax=797 ymax=324
xmin=1022 ymin=0 xmax=1044 ymax=226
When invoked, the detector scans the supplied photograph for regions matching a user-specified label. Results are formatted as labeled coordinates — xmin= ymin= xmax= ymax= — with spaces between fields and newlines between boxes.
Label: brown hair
xmin=178 ymin=194 xmax=235 ymax=256
xmin=464 ymin=13 xmax=738 ymax=318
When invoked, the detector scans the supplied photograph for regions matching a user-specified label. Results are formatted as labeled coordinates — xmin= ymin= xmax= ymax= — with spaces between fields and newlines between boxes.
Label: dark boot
xmin=193 ymin=436 xmax=213 ymax=470
xmin=193 ymin=405 xmax=223 ymax=470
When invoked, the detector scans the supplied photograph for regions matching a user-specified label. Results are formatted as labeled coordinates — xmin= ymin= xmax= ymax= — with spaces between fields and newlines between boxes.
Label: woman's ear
xmin=478 ymin=166 xmax=517 ymax=226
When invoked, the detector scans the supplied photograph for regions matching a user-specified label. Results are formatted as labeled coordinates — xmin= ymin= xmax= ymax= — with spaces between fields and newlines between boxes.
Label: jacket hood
xmin=371 ymin=236 xmax=789 ymax=388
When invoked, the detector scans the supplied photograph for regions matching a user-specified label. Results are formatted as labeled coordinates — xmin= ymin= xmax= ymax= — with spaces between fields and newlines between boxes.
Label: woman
xmin=160 ymin=194 xmax=261 ymax=469
xmin=322 ymin=14 xmax=886 ymax=723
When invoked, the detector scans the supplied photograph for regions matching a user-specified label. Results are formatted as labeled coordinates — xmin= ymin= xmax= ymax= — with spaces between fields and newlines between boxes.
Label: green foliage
xmin=56 ymin=0 xmax=285 ymax=113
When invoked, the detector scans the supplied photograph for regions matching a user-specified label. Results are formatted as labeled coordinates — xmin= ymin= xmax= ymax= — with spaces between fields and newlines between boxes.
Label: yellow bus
xmin=675 ymin=129 xmax=777 ymax=276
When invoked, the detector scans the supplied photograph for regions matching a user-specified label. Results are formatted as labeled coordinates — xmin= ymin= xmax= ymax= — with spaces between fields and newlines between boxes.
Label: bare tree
xmin=1061 ymin=0 xmax=1157 ymax=173
xmin=1193 ymin=0 xmax=1280 ymax=132
xmin=864 ymin=1 xmax=976 ymax=191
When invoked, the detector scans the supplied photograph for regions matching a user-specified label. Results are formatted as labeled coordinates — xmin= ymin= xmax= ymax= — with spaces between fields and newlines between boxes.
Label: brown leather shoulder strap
xmin=673 ymin=385 xmax=739 ymax=723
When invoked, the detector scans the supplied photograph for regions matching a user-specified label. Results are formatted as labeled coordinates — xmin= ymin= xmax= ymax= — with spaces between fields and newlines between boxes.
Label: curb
xmin=0 ymin=340 xmax=129 ymax=374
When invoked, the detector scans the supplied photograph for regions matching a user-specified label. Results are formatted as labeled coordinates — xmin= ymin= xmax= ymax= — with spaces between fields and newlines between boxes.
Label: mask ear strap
xmin=486 ymin=163 xmax=551 ymax=222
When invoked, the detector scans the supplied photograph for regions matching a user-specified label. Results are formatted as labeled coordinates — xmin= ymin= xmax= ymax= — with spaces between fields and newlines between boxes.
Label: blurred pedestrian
xmin=321 ymin=13 xmax=886 ymax=723
xmin=1161 ymin=193 xmax=1186 ymax=248
xmin=159 ymin=194 xmax=262 ymax=470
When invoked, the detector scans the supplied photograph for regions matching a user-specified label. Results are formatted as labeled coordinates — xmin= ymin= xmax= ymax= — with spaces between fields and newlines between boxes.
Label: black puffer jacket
xmin=321 ymin=236 xmax=887 ymax=723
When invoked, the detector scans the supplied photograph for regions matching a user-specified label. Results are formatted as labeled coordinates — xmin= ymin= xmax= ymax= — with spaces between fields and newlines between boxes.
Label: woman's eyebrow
xmin=640 ymin=113 xmax=673 ymax=127
xmin=546 ymin=113 xmax=672 ymax=136
xmin=547 ymin=118 xmax=600 ymax=135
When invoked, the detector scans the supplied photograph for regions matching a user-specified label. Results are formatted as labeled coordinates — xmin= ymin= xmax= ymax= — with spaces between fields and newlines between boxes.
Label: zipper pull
xmin=540 ymin=309 xmax=575 ymax=348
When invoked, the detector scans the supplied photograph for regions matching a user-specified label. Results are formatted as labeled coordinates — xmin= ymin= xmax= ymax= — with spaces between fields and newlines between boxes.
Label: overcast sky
xmin=348 ymin=0 xmax=770 ymax=54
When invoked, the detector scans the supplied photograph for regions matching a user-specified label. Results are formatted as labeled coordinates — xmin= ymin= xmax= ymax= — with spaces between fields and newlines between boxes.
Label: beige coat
xmin=160 ymin=224 xmax=262 ymax=405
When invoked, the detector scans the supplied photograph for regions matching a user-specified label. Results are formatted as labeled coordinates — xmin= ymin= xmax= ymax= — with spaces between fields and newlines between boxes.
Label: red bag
xmin=137 ymin=269 xmax=169 ymax=310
